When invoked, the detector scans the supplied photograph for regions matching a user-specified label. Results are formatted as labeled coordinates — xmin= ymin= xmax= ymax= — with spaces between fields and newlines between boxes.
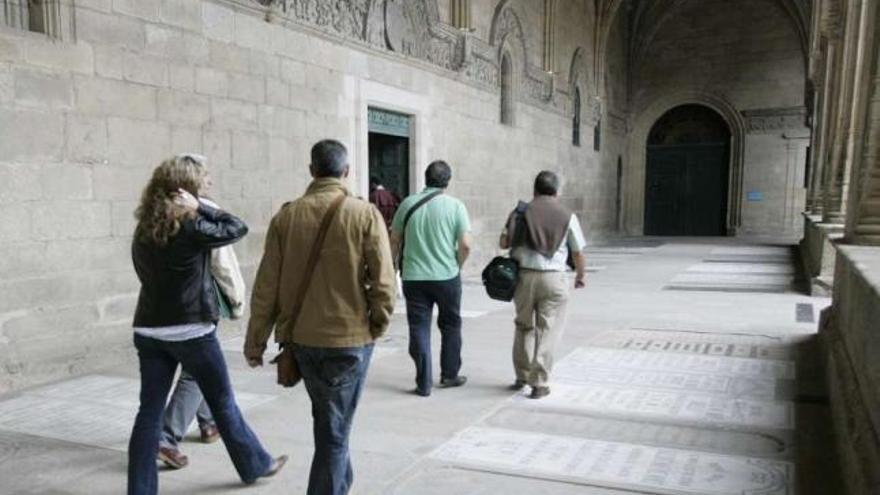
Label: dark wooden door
xmin=368 ymin=133 xmax=410 ymax=199
xmin=645 ymin=143 xmax=728 ymax=236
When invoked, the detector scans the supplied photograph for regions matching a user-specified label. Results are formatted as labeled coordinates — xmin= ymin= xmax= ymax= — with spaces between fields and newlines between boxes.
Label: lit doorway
xmin=368 ymin=107 xmax=411 ymax=200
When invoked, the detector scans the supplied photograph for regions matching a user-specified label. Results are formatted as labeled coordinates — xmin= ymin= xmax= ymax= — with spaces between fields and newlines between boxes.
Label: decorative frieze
xmin=742 ymin=107 xmax=807 ymax=133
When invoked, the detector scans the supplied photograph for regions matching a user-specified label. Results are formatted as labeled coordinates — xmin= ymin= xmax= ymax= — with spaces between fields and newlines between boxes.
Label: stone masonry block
xmin=145 ymin=25 xmax=209 ymax=65
xmin=14 ymin=69 xmax=73 ymax=108
xmin=266 ymin=78 xmax=289 ymax=107
xmin=210 ymin=99 xmax=258 ymax=131
xmin=0 ymin=67 xmax=11 ymax=103
xmin=3 ymin=305 xmax=100 ymax=343
xmin=0 ymin=33 xmax=23 ymax=63
xmin=258 ymin=106 xmax=305 ymax=138
xmin=24 ymin=38 xmax=94 ymax=75
xmin=234 ymin=12 xmax=270 ymax=51
xmin=209 ymin=41 xmax=250 ymax=74
xmin=159 ymin=0 xmax=202 ymax=32
xmin=0 ymin=164 xmax=40 ymax=204
xmin=0 ymin=203 xmax=31 ymax=243
xmin=228 ymin=72 xmax=265 ymax=103
xmin=75 ymin=0 xmax=112 ymax=12
xmin=203 ymin=2 xmax=235 ymax=43
xmin=231 ymin=131 xmax=268 ymax=170
xmin=280 ymin=58 xmax=306 ymax=85
xmin=75 ymin=76 xmax=157 ymax=119
xmin=169 ymin=64 xmax=195 ymax=92
xmin=248 ymin=50 xmax=278 ymax=78
xmin=76 ymin=8 xmax=145 ymax=49
xmin=196 ymin=67 xmax=228 ymax=97
xmin=0 ymin=241 xmax=46 ymax=279
xmin=30 ymin=201 xmax=111 ymax=241
xmin=171 ymin=126 xmax=203 ymax=155
xmin=92 ymin=165 xmax=151 ymax=202
xmin=112 ymin=0 xmax=160 ymax=21
xmin=0 ymin=107 xmax=63 ymax=162
xmin=203 ymin=130 xmax=231 ymax=168
xmin=110 ymin=200 xmax=138 ymax=237
xmin=107 ymin=118 xmax=171 ymax=168
xmin=40 ymin=164 xmax=93 ymax=201
xmin=158 ymin=89 xmax=211 ymax=126
xmin=93 ymin=46 xmax=124 ymax=79
xmin=65 ymin=115 xmax=108 ymax=164
xmin=123 ymin=52 xmax=167 ymax=87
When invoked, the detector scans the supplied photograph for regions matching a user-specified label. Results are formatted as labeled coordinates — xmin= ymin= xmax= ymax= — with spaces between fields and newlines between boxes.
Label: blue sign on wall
xmin=747 ymin=191 xmax=764 ymax=202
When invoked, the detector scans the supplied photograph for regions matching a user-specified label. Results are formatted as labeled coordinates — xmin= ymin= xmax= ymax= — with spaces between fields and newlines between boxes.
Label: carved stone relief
xmin=245 ymin=0 xmax=564 ymax=114
xmin=742 ymin=107 xmax=808 ymax=133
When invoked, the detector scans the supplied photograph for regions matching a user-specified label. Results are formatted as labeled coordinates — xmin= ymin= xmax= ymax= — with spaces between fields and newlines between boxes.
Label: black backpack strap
xmin=398 ymin=190 xmax=443 ymax=274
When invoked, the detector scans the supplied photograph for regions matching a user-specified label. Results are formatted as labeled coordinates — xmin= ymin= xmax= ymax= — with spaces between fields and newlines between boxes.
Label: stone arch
xmin=623 ymin=91 xmax=747 ymax=235
xmin=568 ymin=47 xmax=589 ymax=144
xmin=500 ymin=49 xmax=516 ymax=125
xmin=490 ymin=1 xmax=528 ymax=76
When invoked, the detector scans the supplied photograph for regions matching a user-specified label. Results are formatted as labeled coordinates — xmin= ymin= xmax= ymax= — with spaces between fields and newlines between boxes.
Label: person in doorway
xmin=128 ymin=154 xmax=286 ymax=495
xmin=245 ymin=140 xmax=396 ymax=495
xmin=499 ymin=171 xmax=587 ymax=399
xmin=156 ymin=190 xmax=248 ymax=469
xmin=369 ymin=175 xmax=401 ymax=229
xmin=390 ymin=160 xmax=472 ymax=397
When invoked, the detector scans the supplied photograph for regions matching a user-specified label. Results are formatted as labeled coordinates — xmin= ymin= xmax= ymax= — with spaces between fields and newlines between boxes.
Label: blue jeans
xmin=402 ymin=276 xmax=463 ymax=394
xmin=128 ymin=332 xmax=273 ymax=495
xmin=160 ymin=370 xmax=215 ymax=449
xmin=294 ymin=344 xmax=373 ymax=495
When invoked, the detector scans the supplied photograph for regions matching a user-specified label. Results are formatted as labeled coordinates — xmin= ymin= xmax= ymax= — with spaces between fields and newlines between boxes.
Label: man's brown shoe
xmin=529 ymin=386 xmax=550 ymax=399
xmin=157 ymin=447 xmax=189 ymax=469
xmin=244 ymin=455 xmax=289 ymax=485
xmin=199 ymin=423 xmax=220 ymax=444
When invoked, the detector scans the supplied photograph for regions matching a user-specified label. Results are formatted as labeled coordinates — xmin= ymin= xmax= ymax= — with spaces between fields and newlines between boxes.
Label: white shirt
xmin=511 ymin=214 xmax=587 ymax=271
xmin=134 ymin=323 xmax=216 ymax=342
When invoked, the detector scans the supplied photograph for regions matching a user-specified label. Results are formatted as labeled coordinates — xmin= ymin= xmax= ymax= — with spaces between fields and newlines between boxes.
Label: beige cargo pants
xmin=512 ymin=270 xmax=572 ymax=387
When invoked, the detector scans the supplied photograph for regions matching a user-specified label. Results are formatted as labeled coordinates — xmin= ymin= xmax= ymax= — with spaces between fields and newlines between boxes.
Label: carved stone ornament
xmin=742 ymin=107 xmax=808 ymax=133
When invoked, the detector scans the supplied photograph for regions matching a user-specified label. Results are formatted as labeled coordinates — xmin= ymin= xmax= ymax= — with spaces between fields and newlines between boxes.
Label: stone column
xmin=823 ymin=3 xmax=861 ymax=225
xmin=543 ymin=0 xmax=556 ymax=73
xmin=845 ymin=1 xmax=880 ymax=245
xmin=1 ymin=0 xmax=29 ymax=30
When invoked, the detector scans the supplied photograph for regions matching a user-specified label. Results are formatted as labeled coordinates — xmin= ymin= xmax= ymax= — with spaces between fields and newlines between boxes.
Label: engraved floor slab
xmin=686 ymin=263 xmax=796 ymax=275
xmin=553 ymin=363 xmax=778 ymax=398
xmin=430 ymin=427 xmax=793 ymax=495
xmin=587 ymin=330 xmax=792 ymax=360
xmin=0 ymin=375 xmax=276 ymax=451
xmin=559 ymin=347 xmax=796 ymax=379
xmin=512 ymin=383 xmax=794 ymax=430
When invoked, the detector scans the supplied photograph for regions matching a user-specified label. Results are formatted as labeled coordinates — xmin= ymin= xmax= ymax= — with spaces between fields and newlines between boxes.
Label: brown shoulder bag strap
xmin=288 ymin=193 xmax=346 ymax=330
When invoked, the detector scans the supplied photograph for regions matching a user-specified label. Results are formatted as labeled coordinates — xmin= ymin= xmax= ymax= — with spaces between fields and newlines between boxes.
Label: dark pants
xmin=294 ymin=344 xmax=373 ymax=495
xmin=403 ymin=276 xmax=463 ymax=394
xmin=128 ymin=332 xmax=272 ymax=495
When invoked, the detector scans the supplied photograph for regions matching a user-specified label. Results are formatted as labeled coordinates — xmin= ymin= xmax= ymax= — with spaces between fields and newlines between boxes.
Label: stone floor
xmin=0 ymin=238 xmax=844 ymax=495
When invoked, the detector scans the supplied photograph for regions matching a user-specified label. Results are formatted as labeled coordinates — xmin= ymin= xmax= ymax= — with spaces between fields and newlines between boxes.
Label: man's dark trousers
xmin=294 ymin=344 xmax=373 ymax=495
xmin=402 ymin=275 xmax=463 ymax=394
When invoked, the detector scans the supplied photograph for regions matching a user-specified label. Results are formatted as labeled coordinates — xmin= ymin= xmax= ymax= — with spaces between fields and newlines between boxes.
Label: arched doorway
xmin=644 ymin=104 xmax=731 ymax=236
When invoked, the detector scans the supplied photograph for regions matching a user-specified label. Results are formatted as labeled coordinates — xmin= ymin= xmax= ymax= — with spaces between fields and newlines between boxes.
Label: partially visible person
xmin=499 ymin=171 xmax=586 ymax=400
xmin=245 ymin=140 xmax=396 ymax=495
xmin=128 ymin=154 xmax=286 ymax=495
xmin=369 ymin=175 xmax=400 ymax=229
xmin=390 ymin=161 xmax=471 ymax=397
xmin=156 ymin=182 xmax=248 ymax=469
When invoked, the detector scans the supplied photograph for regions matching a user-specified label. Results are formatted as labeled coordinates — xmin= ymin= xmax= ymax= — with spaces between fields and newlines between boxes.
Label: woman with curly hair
xmin=128 ymin=154 xmax=286 ymax=495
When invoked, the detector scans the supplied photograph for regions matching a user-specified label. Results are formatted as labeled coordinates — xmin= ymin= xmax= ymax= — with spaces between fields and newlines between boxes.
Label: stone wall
xmin=625 ymin=0 xmax=809 ymax=237
xmin=0 ymin=0 xmax=617 ymax=393
xmin=821 ymin=245 xmax=880 ymax=495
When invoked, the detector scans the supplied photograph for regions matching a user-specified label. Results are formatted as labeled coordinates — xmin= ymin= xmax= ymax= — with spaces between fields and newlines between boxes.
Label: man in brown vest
xmin=499 ymin=171 xmax=586 ymax=399
xmin=245 ymin=139 xmax=396 ymax=495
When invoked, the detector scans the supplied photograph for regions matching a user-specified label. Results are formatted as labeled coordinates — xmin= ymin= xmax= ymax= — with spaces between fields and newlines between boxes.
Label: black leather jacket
xmin=132 ymin=203 xmax=248 ymax=328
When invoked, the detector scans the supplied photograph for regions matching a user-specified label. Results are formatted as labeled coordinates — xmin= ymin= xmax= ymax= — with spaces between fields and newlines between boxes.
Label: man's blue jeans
xmin=160 ymin=370 xmax=215 ymax=449
xmin=402 ymin=276 xmax=463 ymax=394
xmin=293 ymin=344 xmax=373 ymax=495
xmin=128 ymin=332 xmax=273 ymax=495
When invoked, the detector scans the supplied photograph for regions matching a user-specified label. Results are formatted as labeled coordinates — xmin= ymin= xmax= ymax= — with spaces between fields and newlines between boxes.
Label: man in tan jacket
xmin=244 ymin=139 xmax=396 ymax=495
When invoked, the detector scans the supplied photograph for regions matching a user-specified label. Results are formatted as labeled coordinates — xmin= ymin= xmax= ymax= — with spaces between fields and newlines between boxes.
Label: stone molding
xmin=741 ymin=107 xmax=808 ymax=133
xmin=232 ymin=0 xmax=568 ymax=115
xmin=0 ymin=0 xmax=74 ymax=41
